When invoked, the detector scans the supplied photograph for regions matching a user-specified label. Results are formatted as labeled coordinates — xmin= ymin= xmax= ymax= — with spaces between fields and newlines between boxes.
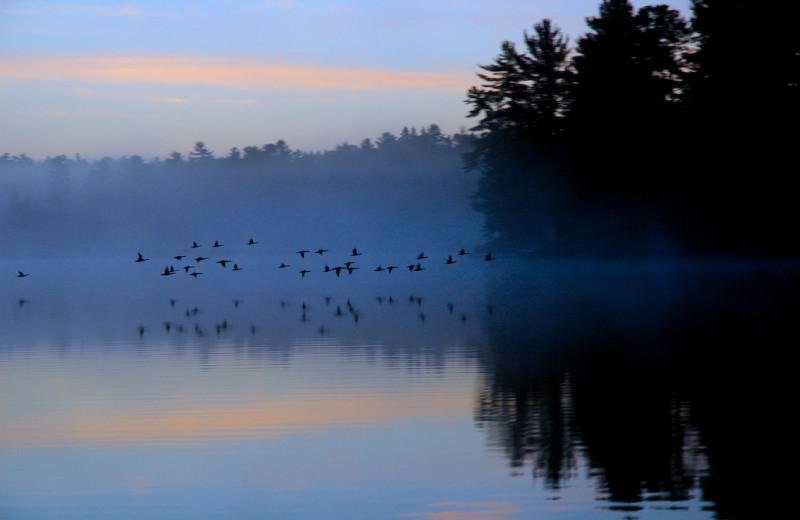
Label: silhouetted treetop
xmin=467 ymin=19 xmax=573 ymax=140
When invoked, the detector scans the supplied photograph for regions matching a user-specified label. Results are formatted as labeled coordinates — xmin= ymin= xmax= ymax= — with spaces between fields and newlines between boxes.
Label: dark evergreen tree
xmin=164 ymin=151 xmax=185 ymax=171
xmin=465 ymin=19 xmax=574 ymax=250
xmin=680 ymin=0 xmax=800 ymax=253
xmin=569 ymin=0 xmax=688 ymax=193
xmin=189 ymin=141 xmax=214 ymax=162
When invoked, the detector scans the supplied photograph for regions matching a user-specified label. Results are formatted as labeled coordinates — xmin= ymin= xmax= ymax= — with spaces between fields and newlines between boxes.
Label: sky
xmin=1 ymin=1 xmax=688 ymax=160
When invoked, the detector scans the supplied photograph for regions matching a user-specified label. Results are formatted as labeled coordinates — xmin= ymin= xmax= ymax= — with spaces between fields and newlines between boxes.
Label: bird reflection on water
xmin=5 ymin=252 xmax=795 ymax=520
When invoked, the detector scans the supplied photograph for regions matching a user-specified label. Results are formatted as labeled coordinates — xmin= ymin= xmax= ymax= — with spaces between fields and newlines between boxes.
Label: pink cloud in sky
xmin=1 ymin=54 xmax=468 ymax=92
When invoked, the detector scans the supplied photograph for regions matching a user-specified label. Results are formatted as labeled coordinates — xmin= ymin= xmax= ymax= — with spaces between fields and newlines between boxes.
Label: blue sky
xmin=1 ymin=1 xmax=688 ymax=159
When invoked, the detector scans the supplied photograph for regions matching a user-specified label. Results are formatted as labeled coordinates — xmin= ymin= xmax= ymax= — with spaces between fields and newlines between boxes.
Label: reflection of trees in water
xmin=476 ymin=370 xmax=578 ymax=488
xmin=475 ymin=259 xmax=798 ymax=516
xmin=475 ymin=335 xmax=707 ymax=501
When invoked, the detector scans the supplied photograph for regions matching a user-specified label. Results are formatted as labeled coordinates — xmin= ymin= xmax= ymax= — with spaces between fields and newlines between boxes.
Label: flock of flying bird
xmin=14 ymin=239 xmax=496 ymax=280
xmin=128 ymin=238 xmax=497 ymax=280
xmin=12 ymin=238 xmax=499 ymax=339
xmin=124 ymin=239 xmax=498 ymax=338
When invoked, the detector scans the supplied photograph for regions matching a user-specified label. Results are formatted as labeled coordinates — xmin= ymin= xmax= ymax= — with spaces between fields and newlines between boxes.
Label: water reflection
xmin=2 ymin=255 xmax=795 ymax=519
xmin=476 ymin=257 xmax=797 ymax=519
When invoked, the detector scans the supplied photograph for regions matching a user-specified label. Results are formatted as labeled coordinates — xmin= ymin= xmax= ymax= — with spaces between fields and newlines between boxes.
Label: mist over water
xmin=1 ymin=150 xmax=482 ymax=261
xmin=2 ymin=151 xmax=797 ymax=520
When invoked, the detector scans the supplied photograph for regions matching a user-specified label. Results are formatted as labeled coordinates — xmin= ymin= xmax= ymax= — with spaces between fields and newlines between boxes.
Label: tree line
xmin=465 ymin=0 xmax=799 ymax=256
xmin=1 ymin=124 xmax=471 ymax=178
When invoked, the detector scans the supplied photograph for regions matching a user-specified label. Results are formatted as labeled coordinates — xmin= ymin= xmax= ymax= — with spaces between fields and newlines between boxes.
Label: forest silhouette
xmin=3 ymin=0 xmax=798 ymax=257
xmin=465 ymin=0 xmax=799 ymax=256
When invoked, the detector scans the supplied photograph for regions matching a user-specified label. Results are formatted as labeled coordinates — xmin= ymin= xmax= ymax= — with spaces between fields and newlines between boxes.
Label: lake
xmin=2 ymin=251 xmax=795 ymax=519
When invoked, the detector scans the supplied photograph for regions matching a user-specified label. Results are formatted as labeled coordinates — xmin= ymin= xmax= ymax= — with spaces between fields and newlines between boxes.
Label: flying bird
xmin=17 ymin=271 xmax=29 ymax=278
xmin=297 ymin=250 xmax=310 ymax=258
xmin=315 ymin=248 xmax=328 ymax=255
xmin=183 ymin=265 xmax=195 ymax=273
xmin=195 ymin=256 xmax=208 ymax=263
xmin=351 ymin=248 xmax=362 ymax=256
xmin=247 ymin=238 xmax=258 ymax=245
xmin=191 ymin=241 xmax=202 ymax=248
xmin=160 ymin=267 xmax=175 ymax=276
xmin=232 ymin=264 xmax=242 ymax=271
xmin=174 ymin=255 xmax=186 ymax=261
xmin=216 ymin=259 xmax=232 ymax=268
xmin=213 ymin=240 xmax=223 ymax=248
xmin=135 ymin=252 xmax=148 ymax=262
xmin=300 ymin=269 xmax=311 ymax=278
xmin=458 ymin=248 xmax=470 ymax=256
xmin=279 ymin=263 xmax=290 ymax=268
xmin=190 ymin=272 xmax=203 ymax=278
xmin=386 ymin=265 xmax=398 ymax=273
xmin=446 ymin=255 xmax=456 ymax=264
xmin=484 ymin=253 xmax=497 ymax=261
xmin=416 ymin=252 xmax=428 ymax=260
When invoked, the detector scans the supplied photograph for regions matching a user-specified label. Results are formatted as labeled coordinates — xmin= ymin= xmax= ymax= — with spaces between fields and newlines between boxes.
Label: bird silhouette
xmin=300 ymin=269 xmax=311 ymax=277
xmin=216 ymin=259 xmax=232 ymax=268
xmin=351 ymin=248 xmax=362 ymax=256
xmin=247 ymin=238 xmax=258 ymax=245
xmin=232 ymin=264 xmax=242 ymax=271
xmin=416 ymin=252 xmax=428 ymax=260
xmin=333 ymin=266 xmax=343 ymax=277
xmin=484 ymin=253 xmax=497 ymax=261
xmin=297 ymin=250 xmax=310 ymax=258
xmin=160 ymin=267 xmax=175 ymax=276
xmin=174 ymin=255 xmax=186 ymax=261
xmin=17 ymin=271 xmax=30 ymax=278
xmin=279 ymin=262 xmax=290 ymax=268
xmin=192 ymin=241 xmax=202 ymax=248
xmin=315 ymin=248 xmax=328 ymax=255
xmin=414 ymin=263 xmax=425 ymax=271
xmin=183 ymin=265 xmax=195 ymax=273
xmin=190 ymin=272 xmax=203 ymax=278
xmin=386 ymin=265 xmax=398 ymax=273
xmin=213 ymin=240 xmax=223 ymax=248
xmin=374 ymin=265 xmax=385 ymax=272
xmin=135 ymin=252 xmax=148 ymax=262
xmin=445 ymin=255 xmax=456 ymax=264
xmin=195 ymin=256 xmax=208 ymax=263
xmin=347 ymin=266 xmax=359 ymax=275
xmin=458 ymin=248 xmax=470 ymax=256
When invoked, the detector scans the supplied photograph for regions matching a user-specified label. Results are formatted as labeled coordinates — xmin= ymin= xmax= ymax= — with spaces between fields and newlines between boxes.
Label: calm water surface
xmin=2 ymin=253 xmax=795 ymax=519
